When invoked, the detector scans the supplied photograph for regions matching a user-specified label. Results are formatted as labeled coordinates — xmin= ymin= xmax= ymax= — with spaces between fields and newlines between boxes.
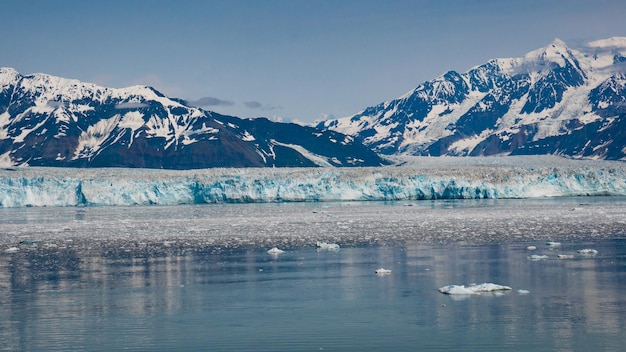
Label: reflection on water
xmin=1 ymin=199 xmax=626 ymax=351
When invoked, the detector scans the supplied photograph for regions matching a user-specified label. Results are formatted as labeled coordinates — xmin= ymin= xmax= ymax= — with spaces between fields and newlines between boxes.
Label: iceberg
xmin=267 ymin=247 xmax=285 ymax=255
xmin=316 ymin=241 xmax=340 ymax=251
xmin=1 ymin=156 xmax=626 ymax=208
xmin=577 ymin=249 xmax=599 ymax=255
xmin=438 ymin=283 xmax=512 ymax=295
xmin=528 ymin=254 xmax=550 ymax=260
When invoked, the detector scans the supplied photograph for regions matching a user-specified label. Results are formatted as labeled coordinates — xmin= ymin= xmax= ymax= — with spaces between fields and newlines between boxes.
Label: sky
xmin=1 ymin=0 xmax=625 ymax=124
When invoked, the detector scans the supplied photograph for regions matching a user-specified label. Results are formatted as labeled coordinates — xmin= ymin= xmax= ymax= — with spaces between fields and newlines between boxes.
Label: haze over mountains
xmin=318 ymin=37 xmax=626 ymax=161
xmin=1 ymin=37 xmax=626 ymax=169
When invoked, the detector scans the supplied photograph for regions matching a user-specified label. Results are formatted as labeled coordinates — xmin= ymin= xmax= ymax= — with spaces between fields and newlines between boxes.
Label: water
xmin=1 ymin=198 xmax=626 ymax=351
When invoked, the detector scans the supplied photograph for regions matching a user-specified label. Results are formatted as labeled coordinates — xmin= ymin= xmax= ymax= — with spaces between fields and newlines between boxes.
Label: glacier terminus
xmin=1 ymin=156 xmax=625 ymax=208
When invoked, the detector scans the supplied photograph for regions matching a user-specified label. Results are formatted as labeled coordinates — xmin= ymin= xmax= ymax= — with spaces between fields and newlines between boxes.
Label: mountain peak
xmin=0 ymin=67 xmax=21 ymax=86
xmin=522 ymin=38 xmax=576 ymax=68
xmin=0 ymin=67 xmax=19 ymax=75
xmin=550 ymin=38 xmax=568 ymax=47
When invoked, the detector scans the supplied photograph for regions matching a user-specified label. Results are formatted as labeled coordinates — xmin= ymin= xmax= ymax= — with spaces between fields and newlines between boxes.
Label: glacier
xmin=0 ymin=156 xmax=625 ymax=208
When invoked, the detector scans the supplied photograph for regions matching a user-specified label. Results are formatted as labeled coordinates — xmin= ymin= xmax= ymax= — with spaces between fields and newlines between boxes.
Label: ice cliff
xmin=1 ymin=156 xmax=625 ymax=208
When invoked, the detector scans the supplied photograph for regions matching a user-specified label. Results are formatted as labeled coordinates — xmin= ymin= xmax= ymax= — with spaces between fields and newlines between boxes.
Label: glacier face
xmin=1 ymin=156 xmax=625 ymax=208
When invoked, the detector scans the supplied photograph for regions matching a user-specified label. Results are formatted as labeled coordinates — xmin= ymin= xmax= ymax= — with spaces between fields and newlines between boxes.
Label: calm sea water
xmin=1 ymin=198 xmax=625 ymax=351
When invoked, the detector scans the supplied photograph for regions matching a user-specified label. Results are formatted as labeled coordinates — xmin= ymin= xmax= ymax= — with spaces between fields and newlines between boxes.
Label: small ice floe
xmin=557 ymin=254 xmax=575 ymax=259
xmin=528 ymin=254 xmax=549 ymax=260
xmin=526 ymin=246 xmax=537 ymax=251
xmin=267 ymin=247 xmax=285 ymax=255
xmin=375 ymin=268 xmax=392 ymax=275
xmin=546 ymin=241 xmax=561 ymax=247
xmin=316 ymin=241 xmax=340 ymax=251
xmin=4 ymin=247 xmax=19 ymax=253
xmin=517 ymin=289 xmax=530 ymax=294
xmin=577 ymin=249 xmax=598 ymax=256
xmin=438 ymin=283 xmax=512 ymax=295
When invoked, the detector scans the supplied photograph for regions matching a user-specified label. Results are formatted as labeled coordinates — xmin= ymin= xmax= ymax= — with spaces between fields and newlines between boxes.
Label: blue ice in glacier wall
xmin=1 ymin=156 xmax=625 ymax=208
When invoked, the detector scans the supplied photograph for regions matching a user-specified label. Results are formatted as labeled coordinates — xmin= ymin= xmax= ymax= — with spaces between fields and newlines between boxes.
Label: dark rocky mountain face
xmin=318 ymin=38 xmax=626 ymax=161
xmin=0 ymin=68 xmax=387 ymax=169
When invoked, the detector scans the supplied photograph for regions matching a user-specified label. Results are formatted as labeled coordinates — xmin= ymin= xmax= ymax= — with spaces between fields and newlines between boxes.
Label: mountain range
xmin=2 ymin=37 xmax=626 ymax=169
xmin=0 ymin=67 xmax=386 ymax=169
xmin=318 ymin=37 xmax=626 ymax=161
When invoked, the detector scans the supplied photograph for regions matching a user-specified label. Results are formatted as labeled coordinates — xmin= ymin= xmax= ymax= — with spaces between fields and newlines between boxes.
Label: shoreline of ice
xmin=1 ymin=156 xmax=625 ymax=208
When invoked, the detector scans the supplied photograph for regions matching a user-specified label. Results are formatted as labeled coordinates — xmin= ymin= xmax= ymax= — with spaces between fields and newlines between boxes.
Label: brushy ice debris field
xmin=1 ymin=156 xmax=625 ymax=208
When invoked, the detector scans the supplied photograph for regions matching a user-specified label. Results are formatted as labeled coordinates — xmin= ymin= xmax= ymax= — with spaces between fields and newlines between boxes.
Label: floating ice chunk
xmin=438 ymin=283 xmax=512 ymax=295
xmin=517 ymin=289 xmax=530 ymax=294
xmin=526 ymin=246 xmax=537 ymax=251
xmin=468 ymin=283 xmax=512 ymax=292
xmin=577 ymin=249 xmax=598 ymax=255
xmin=439 ymin=285 xmax=477 ymax=295
xmin=528 ymin=254 xmax=549 ymax=260
xmin=4 ymin=247 xmax=19 ymax=253
xmin=546 ymin=242 xmax=561 ymax=247
xmin=375 ymin=268 xmax=392 ymax=275
xmin=267 ymin=247 xmax=285 ymax=255
xmin=557 ymin=254 xmax=574 ymax=259
xmin=316 ymin=241 xmax=340 ymax=251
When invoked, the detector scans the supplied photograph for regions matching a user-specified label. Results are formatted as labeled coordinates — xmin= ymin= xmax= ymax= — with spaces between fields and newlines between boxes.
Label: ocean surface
xmin=1 ymin=198 xmax=625 ymax=351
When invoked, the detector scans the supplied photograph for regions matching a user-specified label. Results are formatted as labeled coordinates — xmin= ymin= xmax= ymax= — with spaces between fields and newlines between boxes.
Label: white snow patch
xmin=449 ymin=131 xmax=491 ymax=155
xmin=0 ymin=111 xmax=10 ymax=139
xmin=242 ymin=131 xmax=255 ymax=141
xmin=118 ymin=111 xmax=145 ymax=131
xmin=0 ymin=152 xmax=13 ymax=167
xmin=271 ymin=140 xmax=334 ymax=167
xmin=74 ymin=115 xmax=121 ymax=159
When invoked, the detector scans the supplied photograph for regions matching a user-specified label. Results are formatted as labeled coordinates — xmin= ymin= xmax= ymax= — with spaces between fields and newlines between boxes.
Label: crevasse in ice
xmin=1 ymin=156 xmax=625 ymax=208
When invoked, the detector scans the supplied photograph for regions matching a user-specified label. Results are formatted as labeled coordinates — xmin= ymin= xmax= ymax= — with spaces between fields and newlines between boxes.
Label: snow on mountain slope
xmin=0 ymin=68 xmax=387 ymax=169
xmin=318 ymin=38 xmax=626 ymax=160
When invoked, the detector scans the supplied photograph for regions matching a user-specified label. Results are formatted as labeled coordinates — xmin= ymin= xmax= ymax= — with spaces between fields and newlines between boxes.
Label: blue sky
xmin=1 ymin=0 xmax=625 ymax=123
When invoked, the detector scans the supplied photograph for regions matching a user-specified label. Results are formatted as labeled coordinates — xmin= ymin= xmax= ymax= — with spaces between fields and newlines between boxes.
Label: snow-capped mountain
xmin=318 ymin=37 xmax=626 ymax=160
xmin=0 ymin=68 xmax=387 ymax=169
